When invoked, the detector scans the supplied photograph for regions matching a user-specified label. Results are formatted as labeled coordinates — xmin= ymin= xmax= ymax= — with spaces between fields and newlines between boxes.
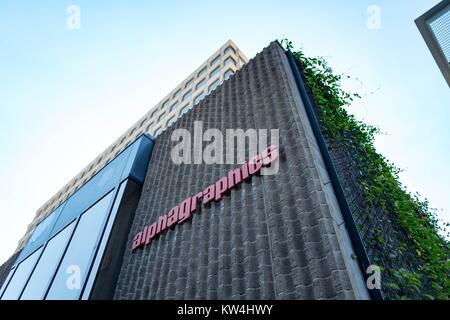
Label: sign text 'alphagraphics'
xmin=132 ymin=145 xmax=279 ymax=250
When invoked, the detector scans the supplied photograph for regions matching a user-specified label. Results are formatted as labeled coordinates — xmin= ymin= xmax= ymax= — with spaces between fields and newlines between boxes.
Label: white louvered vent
xmin=429 ymin=5 xmax=450 ymax=63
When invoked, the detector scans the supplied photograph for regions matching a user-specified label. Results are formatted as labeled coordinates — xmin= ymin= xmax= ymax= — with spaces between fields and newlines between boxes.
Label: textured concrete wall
xmin=113 ymin=42 xmax=368 ymax=300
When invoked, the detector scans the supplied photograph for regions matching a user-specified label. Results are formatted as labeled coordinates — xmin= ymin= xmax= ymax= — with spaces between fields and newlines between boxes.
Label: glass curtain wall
xmin=0 ymin=134 xmax=154 ymax=300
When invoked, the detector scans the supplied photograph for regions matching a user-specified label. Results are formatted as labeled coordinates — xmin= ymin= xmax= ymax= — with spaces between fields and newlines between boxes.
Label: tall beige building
xmin=16 ymin=40 xmax=248 ymax=251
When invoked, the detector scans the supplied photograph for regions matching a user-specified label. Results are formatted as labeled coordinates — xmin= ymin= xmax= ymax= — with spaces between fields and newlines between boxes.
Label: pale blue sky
xmin=0 ymin=0 xmax=448 ymax=263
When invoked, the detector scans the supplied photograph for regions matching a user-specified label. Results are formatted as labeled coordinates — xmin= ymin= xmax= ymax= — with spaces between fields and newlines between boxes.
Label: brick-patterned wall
xmin=113 ymin=42 xmax=365 ymax=300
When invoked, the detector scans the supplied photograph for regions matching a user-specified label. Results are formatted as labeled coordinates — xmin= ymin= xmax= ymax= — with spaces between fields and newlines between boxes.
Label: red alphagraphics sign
xmin=132 ymin=145 xmax=279 ymax=251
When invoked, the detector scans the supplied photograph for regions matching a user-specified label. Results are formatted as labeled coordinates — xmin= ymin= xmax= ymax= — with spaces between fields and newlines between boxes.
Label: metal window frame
xmin=415 ymin=0 xmax=450 ymax=87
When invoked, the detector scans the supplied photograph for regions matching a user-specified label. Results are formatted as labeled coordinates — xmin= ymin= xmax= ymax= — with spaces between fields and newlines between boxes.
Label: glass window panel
xmin=18 ymin=206 xmax=62 ymax=263
xmin=180 ymin=104 xmax=190 ymax=115
xmin=182 ymin=90 xmax=192 ymax=102
xmin=20 ymin=221 xmax=76 ymax=300
xmin=210 ymin=54 xmax=221 ymax=67
xmin=224 ymin=57 xmax=236 ymax=66
xmin=224 ymin=69 xmax=234 ymax=81
xmin=52 ymin=148 xmax=130 ymax=236
xmin=158 ymin=111 xmax=166 ymax=122
xmin=45 ymin=192 xmax=114 ymax=300
xmin=1 ymin=247 xmax=43 ymax=300
xmin=27 ymin=210 xmax=59 ymax=245
xmin=197 ymin=66 xmax=207 ymax=78
xmin=80 ymin=180 xmax=128 ymax=300
xmin=194 ymin=92 xmax=205 ymax=105
xmin=185 ymin=78 xmax=194 ymax=88
xmin=170 ymin=101 xmax=179 ymax=112
xmin=224 ymin=46 xmax=235 ymax=55
xmin=195 ymin=78 xmax=206 ymax=90
xmin=0 ymin=267 xmax=15 ymax=297
xmin=167 ymin=115 xmax=176 ymax=127
xmin=208 ymin=79 xmax=221 ymax=93
xmin=210 ymin=66 xmax=221 ymax=79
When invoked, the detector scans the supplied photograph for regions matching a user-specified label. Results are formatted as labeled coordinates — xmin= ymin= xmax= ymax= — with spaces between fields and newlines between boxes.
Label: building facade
xmin=0 ymin=41 xmax=380 ymax=300
xmin=16 ymin=40 xmax=248 ymax=252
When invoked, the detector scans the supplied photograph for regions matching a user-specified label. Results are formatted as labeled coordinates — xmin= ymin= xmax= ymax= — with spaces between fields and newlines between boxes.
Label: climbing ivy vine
xmin=281 ymin=39 xmax=449 ymax=300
